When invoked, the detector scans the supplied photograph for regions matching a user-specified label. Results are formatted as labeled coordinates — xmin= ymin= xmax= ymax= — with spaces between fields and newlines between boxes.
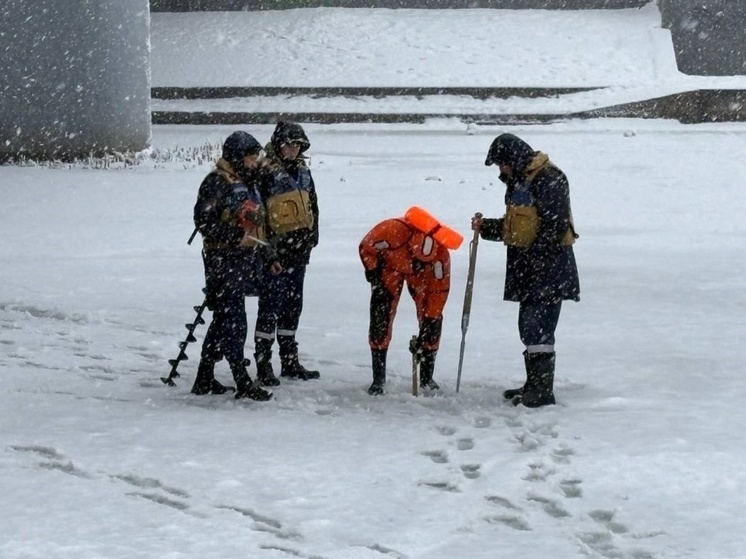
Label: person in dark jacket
xmin=253 ymin=121 xmax=320 ymax=386
xmin=192 ymin=130 xmax=277 ymax=401
xmin=473 ymin=133 xmax=579 ymax=407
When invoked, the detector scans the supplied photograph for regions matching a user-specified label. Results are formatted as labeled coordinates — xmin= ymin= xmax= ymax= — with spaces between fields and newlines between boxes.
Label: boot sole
xmin=258 ymin=377 xmax=281 ymax=387
xmin=503 ymin=388 xmax=523 ymax=400
xmin=280 ymin=373 xmax=320 ymax=381
xmin=191 ymin=383 xmax=236 ymax=395
xmin=517 ymin=394 xmax=556 ymax=408
xmin=235 ymin=392 xmax=273 ymax=401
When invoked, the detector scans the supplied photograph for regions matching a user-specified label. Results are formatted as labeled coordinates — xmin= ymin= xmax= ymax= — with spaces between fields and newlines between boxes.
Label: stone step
xmin=151 ymin=0 xmax=649 ymax=12
xmin=152 ymin=86 xmax=599 ymax=100
xmin=151 ymin=89 xmax=746 ymax=125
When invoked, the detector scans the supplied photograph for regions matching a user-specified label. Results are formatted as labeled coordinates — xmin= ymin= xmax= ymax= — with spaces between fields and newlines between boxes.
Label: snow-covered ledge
xmin=0 ymin=0 xmax=151 ymax=161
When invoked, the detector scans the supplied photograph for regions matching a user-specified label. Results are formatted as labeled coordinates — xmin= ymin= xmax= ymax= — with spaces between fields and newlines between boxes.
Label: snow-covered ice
xmin=2 ymin=5 xmax=746 ymax=559
xmin=151 ymin=5 xmax=675 ymax=88
xmin=150 ymin=4 xmax=746 ymax=117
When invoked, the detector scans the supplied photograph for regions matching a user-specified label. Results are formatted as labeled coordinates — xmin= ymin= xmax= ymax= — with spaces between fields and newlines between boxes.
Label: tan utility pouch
xmin=267 ymin=190 xmax=314 ymax=235
xmin=503 ymin=205 xmax=539 ymax=248
xmin=559 ymin=226 xmax=577 ymax=246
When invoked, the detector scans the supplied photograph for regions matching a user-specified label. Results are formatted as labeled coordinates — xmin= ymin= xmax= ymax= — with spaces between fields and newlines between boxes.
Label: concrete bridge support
xmin=659 ymin=0 xmax=745 ymax=76
xmin=0 ymin=0 xmax=151 ymax=161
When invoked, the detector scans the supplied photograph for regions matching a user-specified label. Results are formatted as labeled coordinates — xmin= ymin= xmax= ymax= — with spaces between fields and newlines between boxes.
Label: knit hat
xmin=222 ymin=131 xmax=263 ymax=167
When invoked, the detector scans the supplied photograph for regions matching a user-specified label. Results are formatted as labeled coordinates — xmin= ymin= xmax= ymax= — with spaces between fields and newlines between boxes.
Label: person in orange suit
xmin=359 ymin=211 xmax=458 ymax=395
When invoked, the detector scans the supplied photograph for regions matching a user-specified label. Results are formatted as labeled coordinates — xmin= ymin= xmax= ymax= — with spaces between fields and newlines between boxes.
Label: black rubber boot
xmin=418 ymin=349 xmax=440 ymax=391
xmin=254 ymin=350 xmax=280 ymax=386
xmin=280 ymin=357 xmax=320 ymax=380
xmin=231 ymin=361 xmax=272 ymax=401
xmin=368 ymin=349 xmax=387 ymax=395
xmin=191 ymin=359 xmax=234 ymax=395
xmin=502 ymin=350 xmax=528 ymax=400
xmin=514 ymin=352 xmax=556 ymax=408
xmin=502 ymin=386 xmax=524 ymax=400
xmin=279 ymin=338 xmax=320 ymax=380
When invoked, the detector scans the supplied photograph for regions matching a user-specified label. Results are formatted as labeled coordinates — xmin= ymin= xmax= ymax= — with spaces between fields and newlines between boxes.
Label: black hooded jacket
xmin=482 ymin=134 xmax=580 ymax=302
xmin=257 ymin=122 xmax=319 ymax=268
xmin=192 ymin=131 xmax=277 ymax=300
xmin=194 ymin=131 xmax=264 ymax=248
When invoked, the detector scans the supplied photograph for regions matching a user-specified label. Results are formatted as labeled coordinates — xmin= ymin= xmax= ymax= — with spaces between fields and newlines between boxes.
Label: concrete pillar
xmin=0 ymin=0 xmax=151 ymax=161
xmin=666 ymin=0 xmax=746 ymax=76
xmin=658 ymin=0 xmax=673 ymax=29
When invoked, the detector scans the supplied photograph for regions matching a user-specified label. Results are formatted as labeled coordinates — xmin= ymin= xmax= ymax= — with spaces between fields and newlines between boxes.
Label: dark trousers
xmin=255 ymin=264 xmax=306 ymax=355
xmin=200 ymin=251 xmax=250 ymax=366
xmin=368 ymin=267 xmax=447 ymax=352
xmin=518 ymin=299 xmax=562 ymax=353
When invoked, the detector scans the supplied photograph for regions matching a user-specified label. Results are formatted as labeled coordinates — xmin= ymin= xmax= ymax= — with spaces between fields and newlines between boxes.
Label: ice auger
xmin=161 ymin=291 xmax=208 ymax=387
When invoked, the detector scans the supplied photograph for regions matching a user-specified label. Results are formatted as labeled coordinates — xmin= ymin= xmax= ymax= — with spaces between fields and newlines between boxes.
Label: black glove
xmin=480 ymin=217 xmax=504 ymax=242
xmin=409 ymin=336 xmax=421 ymax=357
xmin=365 ymin=268 xmax=380 ymax=284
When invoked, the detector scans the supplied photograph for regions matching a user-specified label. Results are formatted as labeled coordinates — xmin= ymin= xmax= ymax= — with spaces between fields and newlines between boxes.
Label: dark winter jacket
xmin=194 ymin=158 xmax=270 ymax=300
xmin=194 ymin=131 xmax=270 ymax=249
xmin=257 ymin=126 xmax=319 ymax=268
xmin=481 ymin=134 xmax=580 ymax=303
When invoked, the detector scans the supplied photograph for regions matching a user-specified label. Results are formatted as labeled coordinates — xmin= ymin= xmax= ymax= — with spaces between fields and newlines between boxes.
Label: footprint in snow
xmin=365 ymin=542 xmax=408 ymax=558
xmin=421 ymin=450 xmax=449 ymax=464
xmin=112 ymin=473 xmax=191 ymax=498
xmin=523 ymin=461 xmax=556 ymax=482
xmin=551 ymin=444 xmax=576 ymax=464
xmin=418 ymin=480 xmax=461 ymax=493
xmin=527 ymin=493 xmax=571 ymax=518
xmin=484 ymin=514 xmax=532 ymax=531
xmin=559 ymin=479 xmax=583 ymax=499
xmin=127 ymin=492 xmax=191 ymax=512
xmin=484 ymin=496 xmax=530 ymax=531
xmin=10 ymin=444 xmax=91 ymax=478
xmin=9 ymin=444 xmax=66 ymax=461
xmin=216 ymin=505 xmax=303 ymax=541
xmin=436 ymin=425 xmax=457 ymax=436
xmin=460 ymin=464 xmax=481 ymax=479
xmin=456 ymin=437 xmax=474 ymax=451
xmin=589 ymin=509 xmax=629 ymax=534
